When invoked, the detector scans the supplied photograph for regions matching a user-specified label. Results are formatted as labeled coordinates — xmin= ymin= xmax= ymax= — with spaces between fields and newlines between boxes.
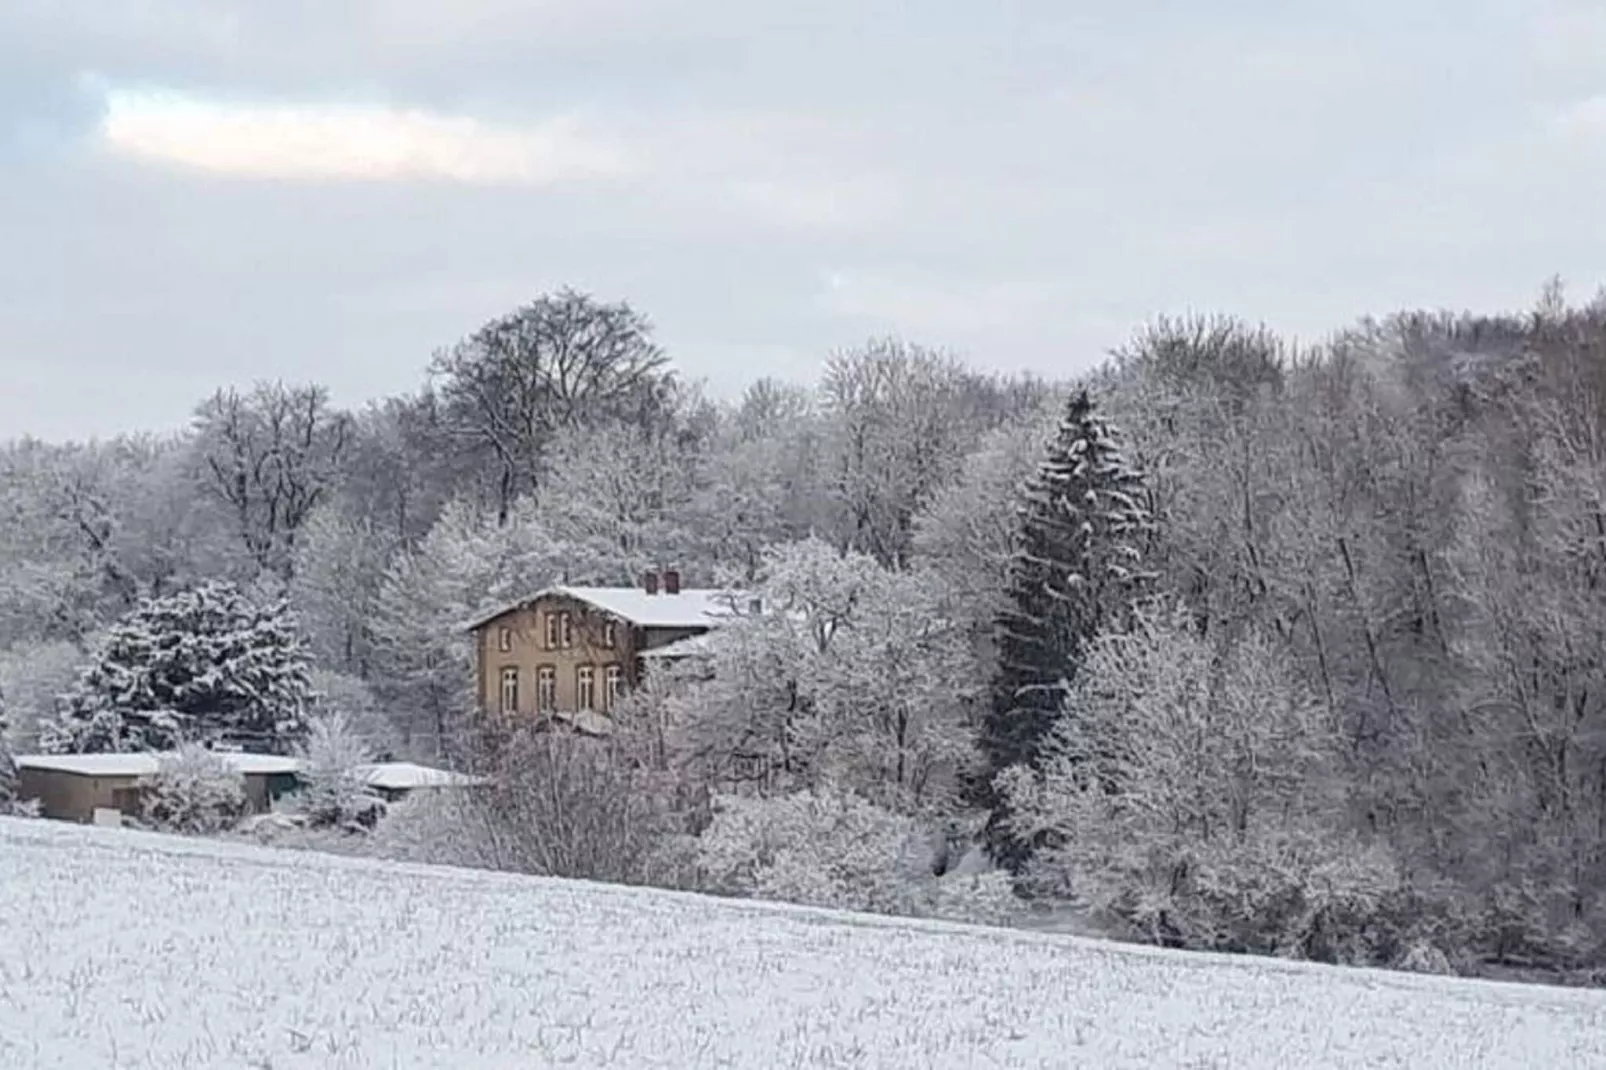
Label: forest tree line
xmin=3 ymin=281 xmax=1605 ymax=982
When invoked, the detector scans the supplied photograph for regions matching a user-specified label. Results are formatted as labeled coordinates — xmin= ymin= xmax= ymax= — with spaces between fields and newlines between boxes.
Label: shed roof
xmin=14 ymin=751 xmax=302 ymax=778
xmin=355 ymin=762 xmax=487 ymax=791
xmin=462 ymin=585 xmax=741 ymax=632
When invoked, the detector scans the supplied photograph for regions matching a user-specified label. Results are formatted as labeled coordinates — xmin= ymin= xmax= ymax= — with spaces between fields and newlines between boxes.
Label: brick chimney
xmin=642 ymin=570 xmax=660 ymax=595
xmin=663 ymin=568 xmax=681 ymax=595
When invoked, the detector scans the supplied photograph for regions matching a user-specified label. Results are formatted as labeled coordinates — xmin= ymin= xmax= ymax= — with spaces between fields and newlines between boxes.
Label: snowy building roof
xmin=355 ymin=762 xmax=488 ymax=791
xmin=14 ymin=751 xmax=302 ymax=778
xmin=462 ymin=585 xmax=741 ymax=632
xmin=636 ymin=631 xmax=717 ymax=660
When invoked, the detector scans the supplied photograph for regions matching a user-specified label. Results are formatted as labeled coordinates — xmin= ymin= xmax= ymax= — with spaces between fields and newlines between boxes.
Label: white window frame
xmin=497 ymin=626 xmax=513 ymax=653
xmin=544 ymin=613 xmax=559 ymax=650
xmin=560 ymin=612 xmax=573 ymax=649
xmin=499 ymin=666 xmax=519 ymax=714
xmin=576 ymin=665 xmax=596 ymax=711
xmin=602 ymin=618 xmax=617 ymax=649
xmin=603 ymin=663 xmax=623 ymax=710
xmin=536 ymin=665 xmax=556 ymax=712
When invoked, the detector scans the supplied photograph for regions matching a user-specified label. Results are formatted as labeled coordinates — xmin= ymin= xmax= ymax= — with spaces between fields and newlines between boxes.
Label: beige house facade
xmin=464 ymin=570 xmax=731 ymax=731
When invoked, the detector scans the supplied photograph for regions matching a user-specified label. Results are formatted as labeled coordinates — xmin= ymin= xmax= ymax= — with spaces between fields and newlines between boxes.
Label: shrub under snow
xmin=366 ymin=788 xmax=501 ymax=871
xmin=694 ymin=787 xmax=1018 ymax=925
xmin=140 ymin=744 xmax=249 ymax=835
xmin=293 ymin=711 xmax=385 ymax=831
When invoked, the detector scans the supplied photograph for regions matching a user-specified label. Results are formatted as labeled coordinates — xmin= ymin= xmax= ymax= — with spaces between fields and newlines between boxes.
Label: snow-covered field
xmin=2 ymin=818 xmax=1604 ymax=1070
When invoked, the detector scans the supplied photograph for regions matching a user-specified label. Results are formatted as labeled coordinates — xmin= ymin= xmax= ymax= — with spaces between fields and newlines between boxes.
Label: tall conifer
xmin=980 ymin=388 xmax=1153 ymax=868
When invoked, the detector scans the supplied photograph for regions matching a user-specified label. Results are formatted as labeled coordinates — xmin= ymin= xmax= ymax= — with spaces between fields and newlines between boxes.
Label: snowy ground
xmin=2 ymin=818 xmax=1604 ymax=1070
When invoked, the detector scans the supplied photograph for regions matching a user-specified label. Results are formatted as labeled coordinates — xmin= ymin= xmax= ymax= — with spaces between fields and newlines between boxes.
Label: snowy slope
xmin=2 ymin=818 xmax=1603 ymax=1070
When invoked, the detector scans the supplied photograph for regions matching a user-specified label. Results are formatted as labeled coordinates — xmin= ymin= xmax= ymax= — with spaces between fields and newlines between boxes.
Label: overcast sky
xmin=4 ymin=1 xmax=1606 ymax=440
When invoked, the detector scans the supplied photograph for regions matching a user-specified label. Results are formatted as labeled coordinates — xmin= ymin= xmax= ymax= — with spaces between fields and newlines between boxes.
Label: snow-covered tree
xmin=369 ymin=507 xmax=485 ymax=757
xmin=911 ymin=407 xmax=1060 ymax=679
xmin=687 ymin=432 xmax=796 ymax=582
xmin=981 ymin=388 xmax=1154 ymax=867
xmin=0 ymin=441 xmax=126 ymax=645
xmin=307 ymin=669 xmax=400 ymax=759
xmin=44 ymin=581 xmax=313 ymax=754
xmin=666 ymin=538 xmax=976 ymax=811
xmin=538 ymin=419 xmax=703 ymax=579
xmin=819 ymin=340 xmax=978 ymax=568
xmin=289 ymin=504 xmax=394 ymax=678
xmin=1000 ymin=603 xmax=1398 ymax=961
xmin=140 ymin=744 xmax=250 ymax=834
xmin=369 ymin=498 xmax=571 ymax=754
xmin=0 ymin=639 xmax=83 ymax=751
xmin=294 ymin=710 xmax=383 ymax=830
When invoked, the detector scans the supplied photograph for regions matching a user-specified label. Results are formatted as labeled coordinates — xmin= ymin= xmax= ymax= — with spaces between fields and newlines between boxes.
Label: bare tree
xmin=429 ymin=289 xmax=675 ymax=525
xmin=193 ymin=382 xmax=353 ymax=578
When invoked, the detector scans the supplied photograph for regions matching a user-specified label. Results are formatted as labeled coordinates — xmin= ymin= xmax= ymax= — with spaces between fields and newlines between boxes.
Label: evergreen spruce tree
xmin=0 ymin=683 xmax=18 ymax=808
xmin=43 ymin=581 xmax=313 ymax=754
xmin=979 ymin=388 xmax=1153 ymax=869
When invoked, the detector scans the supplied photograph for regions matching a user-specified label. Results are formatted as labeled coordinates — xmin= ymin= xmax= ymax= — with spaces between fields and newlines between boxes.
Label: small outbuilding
xmin=353 ymin=761 xmax=488 ymax=802
xmin=13 ymin=752 xmax=302 ymax=824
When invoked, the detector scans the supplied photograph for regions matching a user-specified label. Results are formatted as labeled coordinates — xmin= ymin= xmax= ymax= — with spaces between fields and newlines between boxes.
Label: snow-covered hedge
xmin=365 ymin=788 xmax=499 ymax=870
xmin=693 ymin=787 xmax=1018 ymax=925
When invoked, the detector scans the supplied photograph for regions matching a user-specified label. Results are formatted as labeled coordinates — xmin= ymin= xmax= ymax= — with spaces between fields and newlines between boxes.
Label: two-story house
xmin=462 ymin=569 xmax=731 ymax=734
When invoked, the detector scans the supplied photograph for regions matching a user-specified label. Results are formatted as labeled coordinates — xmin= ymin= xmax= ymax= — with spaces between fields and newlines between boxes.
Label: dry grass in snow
xmin=2 ymin=817 xmax=1604 ymax=1069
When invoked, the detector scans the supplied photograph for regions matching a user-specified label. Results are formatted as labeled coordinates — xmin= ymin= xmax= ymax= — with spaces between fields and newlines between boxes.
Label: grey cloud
xmin=3 ymin=1 xmax=1606 ymax=438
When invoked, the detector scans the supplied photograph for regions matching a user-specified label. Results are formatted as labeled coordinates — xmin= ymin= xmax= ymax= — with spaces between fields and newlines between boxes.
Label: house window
xmin=560 ymin=612 xmax=573 ymax=649
xmin=499 ymin=667 xmax=519 ymax=714
xmin=544 ymin=613 xmax=559 ymax=650
xmin=536 ymin=665 xmax=556 ymax=712
xmin=576 ymin=665 xmax=596 ymax=711
xmin=497 ymin=626 xmax=513 ymax=652
xmin=602 ymin=618 xmax=617 ymax=649
xmin=603 ymin=663 xmax=623 ymax=710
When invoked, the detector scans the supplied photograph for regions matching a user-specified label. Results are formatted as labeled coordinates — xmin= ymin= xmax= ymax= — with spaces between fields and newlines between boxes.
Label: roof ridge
xmin=462 ymin=583 xmax=742 ymax=632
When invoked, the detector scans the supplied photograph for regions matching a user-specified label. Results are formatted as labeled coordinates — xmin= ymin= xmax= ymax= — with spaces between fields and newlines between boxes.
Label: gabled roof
xmin=355 ymin=761 xmax=487 ymax=791
xmin=15 ymin=751 xmax=301 ymax=778
xmin=461 ymin=585 xmax=741 ymax=632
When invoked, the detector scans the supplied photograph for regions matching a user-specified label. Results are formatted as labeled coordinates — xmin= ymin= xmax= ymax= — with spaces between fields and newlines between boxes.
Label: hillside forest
xmin=3 ymin=281 xmax=1606 ymax=984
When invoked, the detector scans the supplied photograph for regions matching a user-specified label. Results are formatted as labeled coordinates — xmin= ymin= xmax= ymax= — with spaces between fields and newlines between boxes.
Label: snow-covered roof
xmin=14 ymin=751 xmax=302 ymax=778
xmin=462 ymin=585 xmax=741 ymax=632
xmin=355 ymin=762 xmax=488 ymax=791
xmin=636 ymin=632 xmax=717 ymax=660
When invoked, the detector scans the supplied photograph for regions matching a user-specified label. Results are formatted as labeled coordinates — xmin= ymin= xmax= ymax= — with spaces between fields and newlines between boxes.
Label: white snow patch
xmin=1 ymin=817 xmax=1603 ymax=1069
xmin=14 ymin=751 xmax=301 ymax=778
